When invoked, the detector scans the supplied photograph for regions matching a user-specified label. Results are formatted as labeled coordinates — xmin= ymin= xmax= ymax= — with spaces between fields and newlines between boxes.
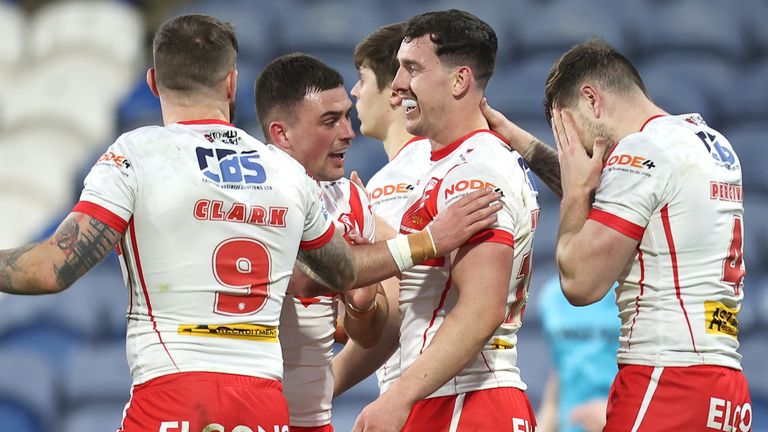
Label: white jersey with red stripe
xmin=73 ymin=119 xmax=334 ymax=386
xmin=366 ymin=137 xmax=431 ymax=394
xmin=397 ymin=130 xmax=540 ymax=398
xmin=280 ymin=177 xmax=375 ymax=427
xmin=588 ymin=114 xmax=745 ymax=370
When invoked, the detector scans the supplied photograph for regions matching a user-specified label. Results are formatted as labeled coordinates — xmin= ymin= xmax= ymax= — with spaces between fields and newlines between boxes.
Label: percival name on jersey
xmin=366 ymin=137 xmax=431 ymax=394
xmin=398 ymin=130 xmax=540 ymax=398
xmin=588 ymin=114 xmax=745 ymax=369
xmin=73 ymin=120 xmax=334 ymax=386
xmin=280 ymin=177 xmax=375 ymax=427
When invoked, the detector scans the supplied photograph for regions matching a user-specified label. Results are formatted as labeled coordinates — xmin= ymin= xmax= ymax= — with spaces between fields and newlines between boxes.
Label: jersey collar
xmin=430 ymin=129 xmax=507 ymax=161
xmin=177 ymin=119 xmax=235 ymax=127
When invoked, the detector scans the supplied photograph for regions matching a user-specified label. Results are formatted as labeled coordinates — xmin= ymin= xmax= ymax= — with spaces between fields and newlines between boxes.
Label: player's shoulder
xmin=394 ymin=136 xmax=431 ymax=159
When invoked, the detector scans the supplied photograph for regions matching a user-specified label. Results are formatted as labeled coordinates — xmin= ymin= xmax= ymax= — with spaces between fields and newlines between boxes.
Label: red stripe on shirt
xmin=627 ymin=246 xmax=645 ymax=350
xmin=128 ymin=219 xmax=180 ymax=370
xmin=466 ymin=228 xmax=515 ymax=247
xmin=588 ymin=208 xmax=645 ymax=241
xmin=660 ymin=204 xmax=698 ymax=353
xmin=300 ymin=224 xmax=336 ymax=250
xmin=420 ymin=277 xmax=453 ymax=354
xmin=73 ymin=201 xmax=128 ymax=234
xmin=348 ymin=182 xmax=366 ymax=237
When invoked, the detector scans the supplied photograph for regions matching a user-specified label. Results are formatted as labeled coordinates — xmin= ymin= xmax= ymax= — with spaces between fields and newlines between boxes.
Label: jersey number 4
xmin=722 ymin=215 xmax=745 ymax=295
xmin=213 ymin=238 xmax=271 ymax=316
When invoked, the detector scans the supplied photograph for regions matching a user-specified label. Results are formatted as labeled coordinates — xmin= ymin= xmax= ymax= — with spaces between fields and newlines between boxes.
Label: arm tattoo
xmin=523 ymin=138 xmax=563 ymax=198
xmin=297 ymin=231 xmax=356 ymax=292
xmin=0 ymin=244 xmax=36 ymax=292
xmin=0 ymin=214 xmax=121 ymax=294
xmin=51 ymin=215 xmax=121 ymax=289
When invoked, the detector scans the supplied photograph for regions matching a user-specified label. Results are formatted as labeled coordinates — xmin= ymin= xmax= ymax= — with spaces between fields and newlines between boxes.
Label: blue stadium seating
xmin=62 ymin=342 xmax=131 ymax=409
xmin=632 ymin=0 xmax=747 ymax=61
xmin=722 ymin=61 xmax=768 ymax=129
xmin=0 ymin=351 xmax=57 ymax=432
xmin=63 ymin=403 xmax=127 ymax=432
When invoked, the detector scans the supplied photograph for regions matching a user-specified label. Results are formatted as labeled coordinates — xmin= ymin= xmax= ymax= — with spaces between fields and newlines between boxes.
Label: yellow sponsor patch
xmin=178 ymin=323 xmax=278 ymax=342
xmin=705 ymin=301 xmax=739 ymax=338
xmin=490 ymin=338 xmax=515 ymax=350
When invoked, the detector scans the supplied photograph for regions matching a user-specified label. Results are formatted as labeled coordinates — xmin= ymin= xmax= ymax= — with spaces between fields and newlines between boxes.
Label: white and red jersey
xmin=589 ymin=114 xmax=745 ymax=370
xmin=366 ymin=137 xmax=431 ymax=394
xmin=280 ymin=177 xmax=375 ymax=427
xmin=398 ymin=130 xmax=540 ymax=398
xmin=74 ymin=119 xmax=334 ymax=386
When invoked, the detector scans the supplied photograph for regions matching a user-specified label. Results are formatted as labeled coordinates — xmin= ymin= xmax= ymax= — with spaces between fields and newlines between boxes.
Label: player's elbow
xmin=33 ymin=273 xmax=68 ymax=295
xmin=559 ymin=277 xmax=599 ymax=306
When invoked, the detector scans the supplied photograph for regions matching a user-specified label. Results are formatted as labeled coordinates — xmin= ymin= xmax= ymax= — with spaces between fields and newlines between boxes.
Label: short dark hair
xmin=255 ymin=53 xmax=344 ymax=139
xmin=152 ymin=15 xmax=238 ymax=93
xmin=354 ymin=22 xmax=406 ymax=92
xmin=544 ymin=38 xmax=646 ymax=125
xmin=403 ymin=9 xmax=497 ymax=89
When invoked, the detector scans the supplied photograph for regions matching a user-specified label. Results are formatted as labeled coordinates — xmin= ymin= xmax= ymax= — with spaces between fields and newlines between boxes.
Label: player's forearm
xmin=333 ymin=276 xmax=401 ymax=397
xmin=556 ymin=193 xmax=597 ymax=305
xmin=297 ymin=230 xmax=357 ymax=292
xmin=521 ymin=138 xmax=562 ymax=198
xmin=0 ymin=243 xmax=58 ymax=294
xmin=387 ymin=299 xmax=505 ymax=407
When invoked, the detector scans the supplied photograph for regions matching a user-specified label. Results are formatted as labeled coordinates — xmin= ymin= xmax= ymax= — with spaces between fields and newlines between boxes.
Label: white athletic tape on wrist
xmin=386 ymin=234 xmax=414 ymax=273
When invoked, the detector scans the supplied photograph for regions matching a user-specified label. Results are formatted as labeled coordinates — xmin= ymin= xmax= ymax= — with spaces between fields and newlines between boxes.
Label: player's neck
xmin=612 ymin=97 xmax=667 ymax=142
xmin=428 ymin=108 xmax=488 ymax=150
xmin=382 ymin=121 xmax=415 ymax=161
xmin=159 ymin=93 xmax=231 ymax=126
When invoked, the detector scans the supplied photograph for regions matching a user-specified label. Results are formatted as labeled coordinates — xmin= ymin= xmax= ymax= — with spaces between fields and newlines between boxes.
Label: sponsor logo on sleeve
xmin=705 ymin=300 xmax=739 ymax=338
xmin=97 ymin=151 xmax=131 ymax=169
xmin=604 ymin=154 xmax=656 ymax=177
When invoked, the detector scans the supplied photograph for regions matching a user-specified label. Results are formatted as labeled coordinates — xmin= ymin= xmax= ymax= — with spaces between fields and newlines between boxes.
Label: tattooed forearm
xmin=523 ymin=138 xmax=563 ymax=198
xmin=0 ymin=244 xmax=37 ymax=293
xmin=51 ymin=215 xmax=121 ymax=289
xmin=297 ymin=231 xmax=356 ymax=292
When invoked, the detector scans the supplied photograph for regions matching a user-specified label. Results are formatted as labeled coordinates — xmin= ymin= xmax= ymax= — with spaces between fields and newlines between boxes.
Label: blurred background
xmin=0 ymin=0 xmax=766 ymax=430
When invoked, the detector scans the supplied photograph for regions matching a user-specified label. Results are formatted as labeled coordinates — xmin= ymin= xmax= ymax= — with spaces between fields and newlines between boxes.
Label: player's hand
xmin=350 ymin=170 xmax=371 ymax=200
xmin=428 ymin=187 xmax=502 ymax=255
xmin=352 ymin=393 xmax=411 ymax=432
xmin=481 ymin=97 xmax=536 ymax=155
xmin=551 ymin=108 xmax=608 ymax=199
xmin=569 ymin=398 xmax=608 ymax=432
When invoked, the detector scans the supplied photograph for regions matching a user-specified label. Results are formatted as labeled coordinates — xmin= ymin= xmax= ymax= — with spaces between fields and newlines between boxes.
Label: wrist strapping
xmin=386 ymin=229 xmax=439 ymax=272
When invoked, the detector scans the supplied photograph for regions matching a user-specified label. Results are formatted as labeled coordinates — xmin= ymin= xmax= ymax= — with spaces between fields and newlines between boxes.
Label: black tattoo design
xmin=51 ymin=215 xmax=121 ymax=289
xmin=297 ymin=231 xmax=355 ymax=292
xmin=524 ymin=138 xmax=563 ymax=198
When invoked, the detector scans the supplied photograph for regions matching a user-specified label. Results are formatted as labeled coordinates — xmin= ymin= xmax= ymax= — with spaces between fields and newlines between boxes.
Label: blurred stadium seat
xmin=62 ymin=342 xmax=131 ymax=409
xmin=722 ymin=61 xmax=768 ymax=129
xmin=62 ymin=402 xmax=127 ymax=432
xmin=27 ymin=0 xmax=145 ymax=72
xmin=0 ymin=351 xmax=57 ymax=432
xmin=632 ymin=0 xmax=747 ymax=61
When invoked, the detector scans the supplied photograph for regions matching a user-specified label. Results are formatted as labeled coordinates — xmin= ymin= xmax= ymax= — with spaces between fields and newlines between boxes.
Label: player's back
xmin=596 ymin=114 xmax=745 ymax=369
xmin=79 ymin=120 xmax=331 ymax=385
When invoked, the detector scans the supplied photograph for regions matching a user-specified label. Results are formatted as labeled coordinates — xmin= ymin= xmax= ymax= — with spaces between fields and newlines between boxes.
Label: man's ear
xmin=451 ymin=66 xmax=473 ymax=97
xmin=146 ymin=68 xmax=159 ymax=97
xmin=226 ymin=69 xmax=237 ymax=102
xmin=268 ymin=121 xmax=291 ymax=150
xmin=580 ymin=84 xmax=602 ymax=118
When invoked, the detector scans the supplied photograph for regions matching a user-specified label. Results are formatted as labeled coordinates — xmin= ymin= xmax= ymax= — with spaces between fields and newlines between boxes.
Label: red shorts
xmin=605 ymin=365 xmax=752 ymax=432
xmin=118 ymin=372 xmax=290 ymax=432
xmin=289 ymin=425 xmax=333 ymax=432
xmin=402 ymin=387 xmax=536 ymax=432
